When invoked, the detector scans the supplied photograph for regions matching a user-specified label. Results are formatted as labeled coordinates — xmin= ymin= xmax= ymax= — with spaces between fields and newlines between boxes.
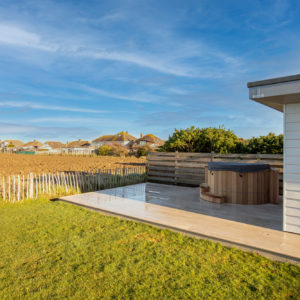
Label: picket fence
xmin=0 ymin=167 xmax=146 ymax=202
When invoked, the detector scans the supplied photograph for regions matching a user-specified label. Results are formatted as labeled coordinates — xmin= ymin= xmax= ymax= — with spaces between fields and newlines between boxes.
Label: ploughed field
xmin=0 ymin=154 xmax=146 ymax=176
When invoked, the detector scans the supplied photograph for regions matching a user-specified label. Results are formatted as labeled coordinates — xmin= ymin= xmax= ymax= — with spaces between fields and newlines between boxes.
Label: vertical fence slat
xmin=8 ymin=176 xmax=11 ymax=202
xmin=48 ymin=173 xmax=51 ymax=195
xmin=17 ymin=175 xmax=20 ymax=202
xmin=13 ymin=175 xmax=16 ymax=203
xmin=22 ymin=175 xmax=24 ymax=201
xmin=2 ymin=176 xmax=5 ymax=201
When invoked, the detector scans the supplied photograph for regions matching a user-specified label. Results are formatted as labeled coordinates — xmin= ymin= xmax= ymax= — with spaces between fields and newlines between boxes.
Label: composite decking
xmin=59 ymin=183 xmax=300 ymax=263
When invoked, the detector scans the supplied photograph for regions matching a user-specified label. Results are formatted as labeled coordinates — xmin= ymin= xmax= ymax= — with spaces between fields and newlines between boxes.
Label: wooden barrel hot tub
xmin=200 ymin=162 xmax=279 ymax=204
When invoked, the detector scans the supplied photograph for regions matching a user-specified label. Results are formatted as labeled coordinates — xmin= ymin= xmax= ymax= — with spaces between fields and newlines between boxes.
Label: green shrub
xmin=137 ymin=145 xmax=152 ymax=157
xmin=246 ymin=133 xmax=283 ymax=154
xmin=160 ymin=126 xmax=283 ymax=154
xmin=97 ymin=145 xmax=112 ymax=156
xmin=110 ymin=144 xmax=129 ymax=157
xmin=160 ymin=126 xmax=244 ymax=154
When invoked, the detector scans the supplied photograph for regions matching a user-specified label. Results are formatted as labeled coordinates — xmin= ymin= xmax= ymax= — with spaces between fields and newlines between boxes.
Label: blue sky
xmin=0 ymin=0 xmax=299 ymax=142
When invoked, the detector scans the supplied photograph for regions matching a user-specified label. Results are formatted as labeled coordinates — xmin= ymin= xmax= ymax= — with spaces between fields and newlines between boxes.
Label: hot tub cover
xmin=208 ymin=162 xmax=270 ymax=173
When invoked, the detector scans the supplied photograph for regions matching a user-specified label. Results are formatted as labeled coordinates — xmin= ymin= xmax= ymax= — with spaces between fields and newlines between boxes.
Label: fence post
xmin=8 ymin=176 xmax=11 ymax=202
xmin=97 ymin=169 xmax=100 ymax=190
xmin=52 ymin=173 xmax=56 ymax=195
xmin=30 ymin=173 xmax=33 ymax=198
xmin=17 ymin=175 xmax=20 ymax=202
xmin=26 ymin=175 xmax=29 ymax=199
xmin=75 ymin=173 xmax=79 ymax=193
xmin=13 ymin=175 xmax=16 ymax=203
xmin=2 ymin=176 xmax=5 ymax=201
xmin=175 ymin=151 xmax=179 ymax=185
xmin=42 ymin=173 xmax=44 ymax=194
xmin=38 ymin=174 xmax=41 ymax=195
xmin=22 ymin=175 xmax=24 ymax=201
xmin=146 ymin=155 xmax=149 ymax=180
xmin=35 ymin=174 xmax=38 ymax=199
xmin=48 ymin=173 xmax=51 ymax=195
xmin=57 ymin=172 xmax=61 ymax=193
xmin=122 ymin=168 xmax=125 ymax=186
xmin=256 ymin=152 xmax=261 ymax=161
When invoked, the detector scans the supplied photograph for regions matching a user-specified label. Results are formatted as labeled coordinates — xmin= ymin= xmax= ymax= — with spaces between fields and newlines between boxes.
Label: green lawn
xmin=0 ymin=199 xmax=299 ymax=299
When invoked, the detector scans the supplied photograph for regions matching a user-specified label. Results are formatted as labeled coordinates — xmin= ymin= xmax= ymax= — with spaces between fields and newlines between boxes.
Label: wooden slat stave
xmin=147 ymin=152 xmax=283 ymax=193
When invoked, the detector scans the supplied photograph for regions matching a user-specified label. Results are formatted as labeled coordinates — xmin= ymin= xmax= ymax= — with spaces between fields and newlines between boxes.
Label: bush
xmin=160 ymin=126 xmax=283 ymax=154
xmin=110 ymin=144 xmax=129 ymax=157
xmin=97 ymin=144 xmax=129 ymax=157
xmin=97 ymin=145 xmax=112 ymax=156
xmin=246 ymin=133 xmax=283 ymax=154
xmin=137 ymin=145 xmax=152 ymax=157
xmin=160 ymin=126 xmax=244 ymax=153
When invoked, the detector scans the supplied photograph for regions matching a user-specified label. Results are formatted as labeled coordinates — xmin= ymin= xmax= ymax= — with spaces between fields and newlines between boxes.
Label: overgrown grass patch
xmin=0 ymin=199 xmax=299 ymax=299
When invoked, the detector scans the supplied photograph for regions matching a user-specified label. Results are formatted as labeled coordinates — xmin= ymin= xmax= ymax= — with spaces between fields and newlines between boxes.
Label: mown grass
xmin=0 ymin=199 xmax=299 ymax=299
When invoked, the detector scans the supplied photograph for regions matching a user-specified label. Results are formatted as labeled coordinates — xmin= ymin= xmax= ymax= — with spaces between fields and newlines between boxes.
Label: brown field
xmin=0 ymin=154 xmax=146 ymax=176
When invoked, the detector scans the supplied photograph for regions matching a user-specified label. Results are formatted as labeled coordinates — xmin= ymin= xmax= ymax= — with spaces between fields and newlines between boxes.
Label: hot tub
xmin=200 ymin=162 xmax=279 ymax=204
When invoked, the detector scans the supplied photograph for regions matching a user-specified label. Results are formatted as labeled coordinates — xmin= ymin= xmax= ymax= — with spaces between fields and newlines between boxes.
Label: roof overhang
xmin=247 ymin=74 xmax=300 ymax=112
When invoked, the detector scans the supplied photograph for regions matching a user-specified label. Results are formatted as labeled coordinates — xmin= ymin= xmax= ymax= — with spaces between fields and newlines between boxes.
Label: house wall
xmin=284 ymin=103 xmax=300 ymax=234
xmin=92 ymin=142 xmax=104 ymax=147
xmin=93 ymin=141 xmax=130 ymax=147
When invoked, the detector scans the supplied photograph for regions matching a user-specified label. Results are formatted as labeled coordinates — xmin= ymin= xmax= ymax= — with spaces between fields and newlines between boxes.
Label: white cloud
xmin=79 ymin=84 xmax=159 ymax=103
xmin=0 ymin=100 xmax=108 ymax=113
xmin=79 ymin=12 xmax=125 ymax=25
xmin=25 ymin=116 xmax=134 ymax=129
xmin=27 ymin=117 xmax=97 ymax=123
xmin=0 ymin=121 xmax=94 ymax=140
xmin=0 ymin=23 xmax=194 ymax=77
xmin=0 ymin=23 xmax=242 ymax=78
xmin=0 ymin=24 xmax=57 ymax=51
xmin=0 ymin=122 xmax=36 ymax=134
xmin=248 ymin=0 xmax=293 ymax=32
xmin=78 ymin=49 xmax=195 ymax=77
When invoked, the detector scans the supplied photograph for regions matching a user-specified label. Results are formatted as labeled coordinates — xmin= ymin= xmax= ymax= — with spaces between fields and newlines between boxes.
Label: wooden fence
xmin=146 ymin=152 xmax=283 ymax=192
xmin=0 ymin=167 xmax=146 ymax=202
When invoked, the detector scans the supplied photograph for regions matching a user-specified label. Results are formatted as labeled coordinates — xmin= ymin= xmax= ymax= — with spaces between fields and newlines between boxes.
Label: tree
xmin=160 ymin=126 xmax=244 ymax=153
xmin=137 ymin=145 xmax=152 ymax=157
xmin=97 ymin=145 xmax=112 ymax=156
xmin=160 ymin=126 xmax=201 ymax=152
xmin=160 ymin=126 xmax=283 ymax=154
xmin=246 ymin=133 xmax=283 ymax=154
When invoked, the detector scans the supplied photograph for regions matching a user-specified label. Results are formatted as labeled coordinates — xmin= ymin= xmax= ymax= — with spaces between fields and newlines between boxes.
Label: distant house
xmin=22 ymin=140 xmax=43 ymax=150
xmin=0 ymin=140 xmax=24 ymax=150
xmin=134 ymin=134 xmax=165 ymax=148
xmin=39 ymin=141 xmax=64 ymax=153
xmin=63 ymin=139 xmax=94 ymax=154
xmin=92 ymin=132 xmax=137 ymax=148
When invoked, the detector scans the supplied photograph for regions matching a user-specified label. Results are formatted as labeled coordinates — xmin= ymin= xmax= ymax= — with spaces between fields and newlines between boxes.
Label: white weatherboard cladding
xmin=284 ymin=103 xmax=300 ymax=234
